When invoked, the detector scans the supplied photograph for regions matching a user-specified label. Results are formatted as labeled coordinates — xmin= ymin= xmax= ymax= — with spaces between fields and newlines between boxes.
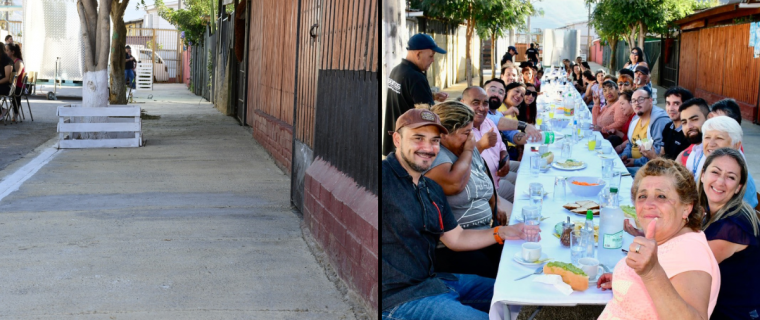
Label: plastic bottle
xmin=598 ymin=188 xmax=624 ymax=268
xmin=582 ymin=210 xmax=596 ymax=258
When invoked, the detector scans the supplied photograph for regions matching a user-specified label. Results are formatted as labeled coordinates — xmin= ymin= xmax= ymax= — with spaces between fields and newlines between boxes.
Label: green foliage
xmin=474 ymin=0 xmax=536 ymax=40
xmin=154 ymin=0 xmax=213 ymax=45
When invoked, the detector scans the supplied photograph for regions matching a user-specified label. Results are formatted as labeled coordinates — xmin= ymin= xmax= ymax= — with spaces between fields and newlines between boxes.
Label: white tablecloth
xmin=489 ymin=116 xmax=637 ymax=320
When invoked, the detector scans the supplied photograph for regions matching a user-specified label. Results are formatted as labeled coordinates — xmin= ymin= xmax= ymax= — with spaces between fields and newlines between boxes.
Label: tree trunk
xmin=109 ymin=5 xmax=128 ymax=104
xmin=478 ymin=38 xmax=483 ymax=87
xmin=609 ymin=38 xmax=618 ymax=71
xmin=77 ymin=0 xmax=113 ymax=139
xmin=490 ymin=34 xmax=496 ymax=79
xmin=465 ymin=18 xmax=473 ymax=87
xmin=638 ymin=22 xmax=646 ymax=50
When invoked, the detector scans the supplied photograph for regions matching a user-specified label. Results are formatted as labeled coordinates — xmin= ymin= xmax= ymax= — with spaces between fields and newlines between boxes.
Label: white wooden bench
xmin=57 ymin=105 xmax=143 ymax=148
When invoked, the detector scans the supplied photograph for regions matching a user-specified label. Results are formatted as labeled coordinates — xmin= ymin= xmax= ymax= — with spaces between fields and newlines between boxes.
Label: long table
xmin=488 ymin=112 xmax=636 ymax=320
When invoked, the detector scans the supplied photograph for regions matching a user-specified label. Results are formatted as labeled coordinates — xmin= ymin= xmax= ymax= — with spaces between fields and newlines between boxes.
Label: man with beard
xmin=382 ymin=108 xmax=538 ymax=320
xmin=383 ymin=34 xmax=449 ymax=156
xmin=461 ymin=86 xmax=516 ymax=209
xmin=620 ymin=87 xmax=672 ymax=176
xmin=675 ymin=98 xmax=711 ymax=177
xmin=483 ymin=79 xmax=534 ymax=161
xmin=640 ymin=87 xmax=693 ymax=160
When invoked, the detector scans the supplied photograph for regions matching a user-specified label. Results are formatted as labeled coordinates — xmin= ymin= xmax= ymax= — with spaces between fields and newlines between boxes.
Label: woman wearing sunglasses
xmin=518 ymin=83 xmax=538 ymax=125
xmin=625 ymin=46 xmax=649 ymax=71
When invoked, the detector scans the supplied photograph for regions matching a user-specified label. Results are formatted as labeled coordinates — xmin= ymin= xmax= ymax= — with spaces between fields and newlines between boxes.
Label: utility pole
xmin=526 ymin=0 xmax=531 ymax=44
xmin=587 ymin=3 xmax=591 ymax=59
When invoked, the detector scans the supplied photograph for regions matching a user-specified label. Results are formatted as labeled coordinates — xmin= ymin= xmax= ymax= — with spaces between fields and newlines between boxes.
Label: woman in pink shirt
xmin=592 ymin=80 xmax=634 ymax=135
xmin=597 ymin=158 xmax=721 ymax=319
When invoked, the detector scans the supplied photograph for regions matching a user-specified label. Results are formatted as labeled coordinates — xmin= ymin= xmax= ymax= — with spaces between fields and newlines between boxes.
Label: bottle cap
xmin=586 ymin=210 xmax=593 ymax=220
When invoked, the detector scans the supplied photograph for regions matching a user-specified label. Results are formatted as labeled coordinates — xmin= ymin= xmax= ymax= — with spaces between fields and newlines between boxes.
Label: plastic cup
xmin=588 ymin=139 xmax=596 ymax=151
xmin=548 ymin=111 xmax=555 ymax=119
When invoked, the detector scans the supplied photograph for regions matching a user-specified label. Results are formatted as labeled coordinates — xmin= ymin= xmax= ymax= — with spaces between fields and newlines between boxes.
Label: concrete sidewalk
xmin=0 ymin=84 xmax=357 ymax=319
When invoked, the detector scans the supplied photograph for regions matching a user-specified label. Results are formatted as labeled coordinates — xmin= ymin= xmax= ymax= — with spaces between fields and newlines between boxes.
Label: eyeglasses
xmin=526 ymin=91 xmax=537 ymax=97
xmin=631 ymin=97 xmax=651 ymax=105
xmin=631 ymin=51 xmax=640 ymax=56
xmin=618 ymin=82 xmax=631 ymax=86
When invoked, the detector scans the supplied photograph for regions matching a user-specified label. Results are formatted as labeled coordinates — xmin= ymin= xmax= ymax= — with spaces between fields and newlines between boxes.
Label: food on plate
xmin=621 ymin=205 xmax=636 ymax=219
xmin=562 ymin=200 xmax=601 ymax=215
xmin=554 ymin=159 xmax=584 ymax=169
xmin=554 ymin=221 xmax=598 ymax=244
xmin=541 ymin=151 xmax=554 ymax=165
xmin=571 ymin=181 xmax=599 ymax=186
xmin=543 ymin=261 xmax=589 ymax=291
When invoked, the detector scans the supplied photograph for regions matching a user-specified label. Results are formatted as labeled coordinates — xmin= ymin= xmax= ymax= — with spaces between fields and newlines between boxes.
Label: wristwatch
xmin=518 ymin=121 xmax=527 ymax=132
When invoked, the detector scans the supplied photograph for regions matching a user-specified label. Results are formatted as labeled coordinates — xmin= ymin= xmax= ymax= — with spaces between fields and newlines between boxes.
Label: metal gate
xmin=126 ymin=28 xmax=184 ymax=83
xmin=660 ymin=38 xmax=679 ymax=88
xmin=236 ymin=0 xmax=250 ymax=125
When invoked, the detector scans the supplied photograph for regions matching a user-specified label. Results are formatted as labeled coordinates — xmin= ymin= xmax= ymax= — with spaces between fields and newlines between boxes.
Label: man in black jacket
xmin=383 ymin=33 xmax=449 ymax=156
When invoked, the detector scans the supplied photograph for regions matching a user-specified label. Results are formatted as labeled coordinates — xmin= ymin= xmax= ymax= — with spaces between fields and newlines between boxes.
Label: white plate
xmin=551 ymin=161 xmax=588 ymax=171
xmin=513 ymin=252 xmax=550 ymax=266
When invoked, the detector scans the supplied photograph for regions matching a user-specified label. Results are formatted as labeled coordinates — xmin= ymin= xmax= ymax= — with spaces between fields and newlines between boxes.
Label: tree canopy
xmin=153 ymin=0 xmax=214 ymax=45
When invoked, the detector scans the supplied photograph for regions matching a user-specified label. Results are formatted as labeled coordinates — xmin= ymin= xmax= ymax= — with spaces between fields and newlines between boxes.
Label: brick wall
xmin=252 ymin=109 xmax=293 ymax=175
xmin=303 ymin=158 xmax=378 ymax=312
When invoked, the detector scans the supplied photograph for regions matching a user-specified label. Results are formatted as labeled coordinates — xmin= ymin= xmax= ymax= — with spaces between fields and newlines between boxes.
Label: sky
xmin=529 ymin=0 xmax=595 ymax=31
xmin=124 ymin=0 xmax=154 ymax=22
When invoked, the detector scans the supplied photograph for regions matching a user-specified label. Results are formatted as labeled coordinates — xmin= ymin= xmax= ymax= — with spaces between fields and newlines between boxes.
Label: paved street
xmin=0 ymin=85 xmax=357 ymax=319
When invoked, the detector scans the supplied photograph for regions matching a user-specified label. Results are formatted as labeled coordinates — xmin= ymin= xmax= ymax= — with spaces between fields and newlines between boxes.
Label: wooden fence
xmin=247 ymin=0 xmax=298 ymax=127
xmin=678 ymin=23 xmax=760 ymax=120
xmin=188 ymin=27 xmax=215 ymax=101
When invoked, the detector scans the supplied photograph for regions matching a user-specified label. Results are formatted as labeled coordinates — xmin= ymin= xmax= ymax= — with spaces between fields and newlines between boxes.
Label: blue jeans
xmin=382 ymin=274 xmax=494 ymax=320
xmin=125 ymin=69 xmax=135 ymax=89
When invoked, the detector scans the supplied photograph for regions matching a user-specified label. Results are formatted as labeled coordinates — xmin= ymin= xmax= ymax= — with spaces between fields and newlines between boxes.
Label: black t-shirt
xmin=125 ymin=53 xmax=135 ymax=70
xmin=0 ymin=56 xmax=13 ymax=92
xmin=382 ymin=152 xmax=459 ymax=311
xmin=661 ymin=122 xmax=689 ymax=160
xmin=383 ymin=59 xmax=435 ymax=156
xmin=526 ymin=48 xmax=539 ymax=61
xmin=500 ymin=52 xmax=514 ymax=67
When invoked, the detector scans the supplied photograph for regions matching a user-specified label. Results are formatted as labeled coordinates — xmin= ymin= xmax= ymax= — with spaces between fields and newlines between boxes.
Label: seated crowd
xmin=382 ymin=34 xmax=760 ymax=320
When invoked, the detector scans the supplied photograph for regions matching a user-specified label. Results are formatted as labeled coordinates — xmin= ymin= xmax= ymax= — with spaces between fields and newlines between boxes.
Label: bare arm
xmin=440 ymin=224 xmax=527 ymax=251
xmin=424 ymin=151 xmax=474 ymax=196
xmin=496 ymin=117 xmax=520 ymax=131
xmin=708 ymin=239 xmax=747 ymax=264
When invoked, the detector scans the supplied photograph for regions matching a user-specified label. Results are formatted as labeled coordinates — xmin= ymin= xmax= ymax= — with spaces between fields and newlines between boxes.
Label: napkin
xmin=636 ymin=139 xmax=653 ymax=151
xmin=533 ymin=274 xmax=574 ymax=295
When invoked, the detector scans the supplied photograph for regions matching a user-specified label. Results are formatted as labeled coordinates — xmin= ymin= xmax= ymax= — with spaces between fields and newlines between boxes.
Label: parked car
xmin=130 ymin=45 xmax=169 ymax=82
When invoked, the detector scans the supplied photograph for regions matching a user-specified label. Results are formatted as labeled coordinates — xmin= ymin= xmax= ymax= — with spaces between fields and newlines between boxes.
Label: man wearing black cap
xmin=633 ymin=65 xmax=652 ymax=91
xmin=125 ymin=45 xmax=137 ymax=89
xmin=383 ymin=33 xmax=449 ymax=156
xmin=500 ymin=46 xmax=517 ymax=68
xmin=382 ymin=108 xmax=537 ymax=320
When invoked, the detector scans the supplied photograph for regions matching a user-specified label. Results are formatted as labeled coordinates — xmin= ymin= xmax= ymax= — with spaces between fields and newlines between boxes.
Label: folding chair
xmin=13 ymin=74 xmax=32 ymax=121
xmin=0 ymin=75 xmax=18 ymax=125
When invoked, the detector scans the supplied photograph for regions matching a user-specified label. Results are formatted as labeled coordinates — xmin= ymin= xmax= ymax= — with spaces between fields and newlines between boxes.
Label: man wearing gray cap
xmin=383 ymin=33 xmax=449 ymax=156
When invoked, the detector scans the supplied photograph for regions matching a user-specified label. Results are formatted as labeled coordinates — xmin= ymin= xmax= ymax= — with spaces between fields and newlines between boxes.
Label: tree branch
xmin=77 ymin=0 xmax=96 ymax=71
xmin=96 ymin=0 xmax=113 ymax=69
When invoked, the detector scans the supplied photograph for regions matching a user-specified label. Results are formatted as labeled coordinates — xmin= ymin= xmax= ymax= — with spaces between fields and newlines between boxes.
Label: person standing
xmin=500 ymin=46 xmax=517 ymax=68
xmin=125 ymin=45 xmax=137 ymax=90
xmin=525 ymin=43 xmax=539 ymax=66
xmin=383 ymin=33 xmax=448 ymax=156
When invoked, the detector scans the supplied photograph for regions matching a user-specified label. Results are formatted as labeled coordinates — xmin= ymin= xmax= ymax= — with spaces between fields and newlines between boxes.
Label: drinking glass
xmin=530 ymin=154 xmax=541 ymax=176
xmin=554 ymin=176 xmax=567 ymax=202
xmin=570 ymin=230 xmax=584 ymax=266
xmin=561 ymin=140 xmax=573 ymax=160
xmin=609 ymin=172 xmax=622 ymax=189
xmin=602 ymin=158 xmax=614 ymax=180
xmin=529 ymin=183 xmax=544 ymax=214
xmin=596 ymin=137 xmax=603 ymax=150
xmin=522 ymin=206 xmax=541 ymax=242
xmin=588 ymin=139 xmax=597 ymax=151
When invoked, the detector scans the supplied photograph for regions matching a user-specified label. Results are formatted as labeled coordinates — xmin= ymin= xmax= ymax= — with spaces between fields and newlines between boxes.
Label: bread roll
xmin=543 ymin=261 xmax=589 ymax=291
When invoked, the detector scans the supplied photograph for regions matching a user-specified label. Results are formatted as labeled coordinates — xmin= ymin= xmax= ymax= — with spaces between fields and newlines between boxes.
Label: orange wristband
xmin=493 ymin=226 xmax=504 ymax=245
